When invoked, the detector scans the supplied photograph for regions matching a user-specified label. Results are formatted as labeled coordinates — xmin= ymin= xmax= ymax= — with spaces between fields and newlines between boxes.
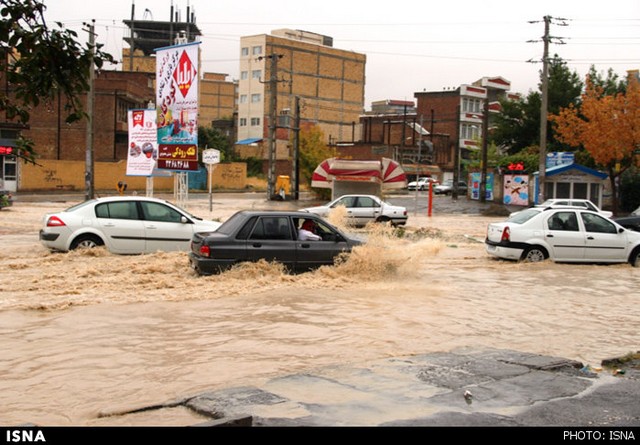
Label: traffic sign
xmin=202 ymin=148 xmax=220 ymax=164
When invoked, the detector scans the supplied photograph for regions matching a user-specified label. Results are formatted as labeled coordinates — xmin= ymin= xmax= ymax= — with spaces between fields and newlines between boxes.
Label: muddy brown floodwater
xmin=0 ymin=197 xmax=638 ymax=426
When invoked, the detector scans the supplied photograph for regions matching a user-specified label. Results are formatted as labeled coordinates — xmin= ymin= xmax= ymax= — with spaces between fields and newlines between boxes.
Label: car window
xmin=95 ymin=201 xmax=139 ymax=220
xmin=569 ymin=201 xmax=588 ymax=209
xmin=67 ymin=200 xmax=97 ymax=213
xmin=217 ymin=211 xmax=249 ymax=235
xmin=507 ymin=208 xmax=541 ymax=224
xmin=140 ymin=201 xmax=183 ymax=223
xmin=236 ymin=216 xmax=257 ymax=240
xmin=548 ymin=211 xmax=579 ymax=231
xmin=581 ymin=213 xmax=617 ymax=234
xmin=250 ymin=216 xmax=292 ymax=240
xmin=333 ymin=196 xmax=357 ymax=208
xmin=314 ymin=219 xmax=342 ymax=242
xmin=356 ymin=197 xmax=378 ymax=208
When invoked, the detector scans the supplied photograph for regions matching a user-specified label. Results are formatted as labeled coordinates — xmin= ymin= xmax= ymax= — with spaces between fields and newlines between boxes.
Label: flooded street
xmin=0 ymin=196 xmax=638 ymax=425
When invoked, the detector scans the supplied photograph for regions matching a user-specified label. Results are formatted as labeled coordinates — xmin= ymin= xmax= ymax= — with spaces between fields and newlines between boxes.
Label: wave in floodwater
xmin=0 ymin=224 xmax=446 ymax=311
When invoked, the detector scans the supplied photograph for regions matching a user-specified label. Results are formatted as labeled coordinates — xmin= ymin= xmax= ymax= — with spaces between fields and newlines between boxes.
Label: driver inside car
xmin=298 ymin=219 xmax=322 ymax=241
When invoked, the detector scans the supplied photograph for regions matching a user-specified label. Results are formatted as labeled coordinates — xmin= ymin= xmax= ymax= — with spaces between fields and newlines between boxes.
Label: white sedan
xmin=486 ymin=207 xmax=640 ymax=266
xmin=407 ymin=177 xmax=438 ymax=191
xmin=510 ymin=199 xmax=613 ymax=218
xmin=302 ymin=194 xmax=408 ymax=227
xmin=39 ymin=196 xmax=221 ymax=254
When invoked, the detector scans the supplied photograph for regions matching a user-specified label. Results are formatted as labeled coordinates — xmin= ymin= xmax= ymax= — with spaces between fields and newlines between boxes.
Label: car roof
xmin=334 ymin=194 xmax=378 ymax=198
xmin=235 ymin=209 xmax=327 ymax=217
xmin=93 ymin=195 xmax=169 ymax=203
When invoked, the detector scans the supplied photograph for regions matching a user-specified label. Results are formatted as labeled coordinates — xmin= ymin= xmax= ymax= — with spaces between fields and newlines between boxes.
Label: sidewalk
xmin=104 ymin=348 xmax=640 ymax=427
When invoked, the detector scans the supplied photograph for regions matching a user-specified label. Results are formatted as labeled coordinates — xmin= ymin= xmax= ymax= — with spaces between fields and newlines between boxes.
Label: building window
xmin=239 ymin=118 xmax=247 ymax=126
xmin=461 ymin=123 xmax=480 ymax=140
xmin=252 ymin=70 xmax=262 ymax=79
xmin=252 ymin=45 xmax=262 ymax=56
xmin=251 ymin=93 xmax=261 ymax=103
xmin=118 ymin=99 xmax=134 ymax=123
xmin=462 ymin=98 xmax=482 ymax=113
xmin=239 ymin=94 xmax=248 ymax=104
xmin=240 ymin=71 xmax=248 ymax=80
xmin=241 ymin=47 xmax=249 ymax=56
xmin=251 ymin=117 xmax=261 ymax=126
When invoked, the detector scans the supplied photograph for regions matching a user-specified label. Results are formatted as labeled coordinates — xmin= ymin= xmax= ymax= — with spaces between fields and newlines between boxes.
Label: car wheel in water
xmin=70 ymin=234 xmax=104 ymax=250
xmin=630 ymin=247 xmax=640 ymax=267
xmin=376 ymin=216 xmax=391 ymax=224
xmin=521 ymin=246 xmax=547 ymax=263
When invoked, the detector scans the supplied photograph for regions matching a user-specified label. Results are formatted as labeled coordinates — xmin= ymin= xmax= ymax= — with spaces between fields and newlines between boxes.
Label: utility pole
xmin=259 ymin=53 xmax=284 ymax=199
xmin=84 ymin=20 xmax=96 ymax=201
xmin=479 ymin=96 xmax=489 ymax=203
xmin=538 ymin=15 xmax=551 ymax=204
xmin=292 ymin=96 xmax=300 ymax=200
xmin=529 ymin=15 xmax=568 ymax=203
xmin=129 ymin=2 xmax=135 ymax=70
xmin=414 ymin=114 xmax=423 ymax=215
xmin=452 ymin=105 xmax=461 ymax=200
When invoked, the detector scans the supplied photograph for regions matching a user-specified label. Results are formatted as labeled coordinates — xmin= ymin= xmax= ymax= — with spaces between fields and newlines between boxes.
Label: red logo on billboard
xmin=132 ymin=110 xmax=144 ymax=127
xmin=173 ymin=50 xmax=197 ymax=98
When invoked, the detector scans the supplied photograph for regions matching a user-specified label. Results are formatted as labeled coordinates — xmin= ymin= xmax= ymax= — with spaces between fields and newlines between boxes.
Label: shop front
xmin=0 ymin=141 xmax=17 ymax=192
xmin=534 ymin=162 xmax=609 ymax=208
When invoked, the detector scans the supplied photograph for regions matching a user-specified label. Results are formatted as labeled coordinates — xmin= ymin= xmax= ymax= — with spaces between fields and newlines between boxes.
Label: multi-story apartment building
xmin=414 ymin=76 xmax=517 ymax=178
xmin=237 ymin=29 xmax=366 ymax=155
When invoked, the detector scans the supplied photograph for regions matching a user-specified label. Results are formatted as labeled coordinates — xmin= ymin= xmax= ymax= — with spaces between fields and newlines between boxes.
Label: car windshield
xmin=507 ymin=208 xmax=541 ymax=224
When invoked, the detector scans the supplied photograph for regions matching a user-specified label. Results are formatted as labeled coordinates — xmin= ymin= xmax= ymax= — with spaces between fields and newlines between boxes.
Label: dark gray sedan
xmin=614 ymin=215 xmax=640 ymax=232
xmin=189 ymin=210 xmax=362 ymax=275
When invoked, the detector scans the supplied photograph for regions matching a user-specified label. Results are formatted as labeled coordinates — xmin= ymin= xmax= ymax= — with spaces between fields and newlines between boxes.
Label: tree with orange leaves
xmin=550 ymin=74 xmax=640 ymax=215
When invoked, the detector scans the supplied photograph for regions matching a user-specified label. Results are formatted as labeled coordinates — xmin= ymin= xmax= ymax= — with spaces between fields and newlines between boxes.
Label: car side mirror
xmin=181 ymin=215 xmax=189 ymax=224
xmin=619 ymin=227 xmax=625 ymax=234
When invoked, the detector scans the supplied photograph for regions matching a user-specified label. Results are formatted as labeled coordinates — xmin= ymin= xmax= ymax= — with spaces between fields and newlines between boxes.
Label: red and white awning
xmin=311 ymin=157 xmax=407 ymax=189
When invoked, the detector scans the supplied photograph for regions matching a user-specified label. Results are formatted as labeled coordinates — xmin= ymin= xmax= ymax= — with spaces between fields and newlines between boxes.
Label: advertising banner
xmin=155 ymin=42 xmax=200 ymax=171
xmin=470 ymin=172 xmax=494 ymax=201
xmin=126 ymin=109 xmax=158 ymax=176
xmin=503 ymin=174 xmax=529 ymax=206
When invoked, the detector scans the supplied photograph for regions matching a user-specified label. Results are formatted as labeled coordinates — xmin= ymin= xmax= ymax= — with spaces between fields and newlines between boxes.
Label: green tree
xmin=0 ymin=0 xmax=114 ymax=163
xmin=198 ymin=125 xmax=232 ymax=163
xmin=299 ymin=125 xmax=336 ymax=188
xmin=491 ymin=55 xmax=583 ymax=154
xmin=492 ymin=91 xmax=541 ymax=155
xmin=587 ymin=66 xmax=626 ymax=96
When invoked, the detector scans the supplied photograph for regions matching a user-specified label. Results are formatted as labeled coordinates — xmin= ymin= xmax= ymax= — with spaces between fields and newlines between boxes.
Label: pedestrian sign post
xmin=202 ymin=149 xmax=220 ymax=212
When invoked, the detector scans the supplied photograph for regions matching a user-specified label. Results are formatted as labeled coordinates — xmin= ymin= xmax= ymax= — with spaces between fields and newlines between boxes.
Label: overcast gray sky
xmin=44 ymin=0 xmax=639 ymax=107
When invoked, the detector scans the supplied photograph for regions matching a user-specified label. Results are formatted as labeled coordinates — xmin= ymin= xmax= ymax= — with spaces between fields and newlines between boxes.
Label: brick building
xmin=237 ymin=29 xmax=366 ymax=150
xmin=414 ymin=76 xmax=518 ymax=180
xmin=23 ymin=70 xmax=155 ymax=162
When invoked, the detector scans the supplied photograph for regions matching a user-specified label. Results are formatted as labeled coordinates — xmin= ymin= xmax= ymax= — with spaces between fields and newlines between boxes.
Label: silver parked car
xmin=39 ymin=196 xmax=221 ymax=254
xmin=433 ymin=180 xmax=468 ymax=195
